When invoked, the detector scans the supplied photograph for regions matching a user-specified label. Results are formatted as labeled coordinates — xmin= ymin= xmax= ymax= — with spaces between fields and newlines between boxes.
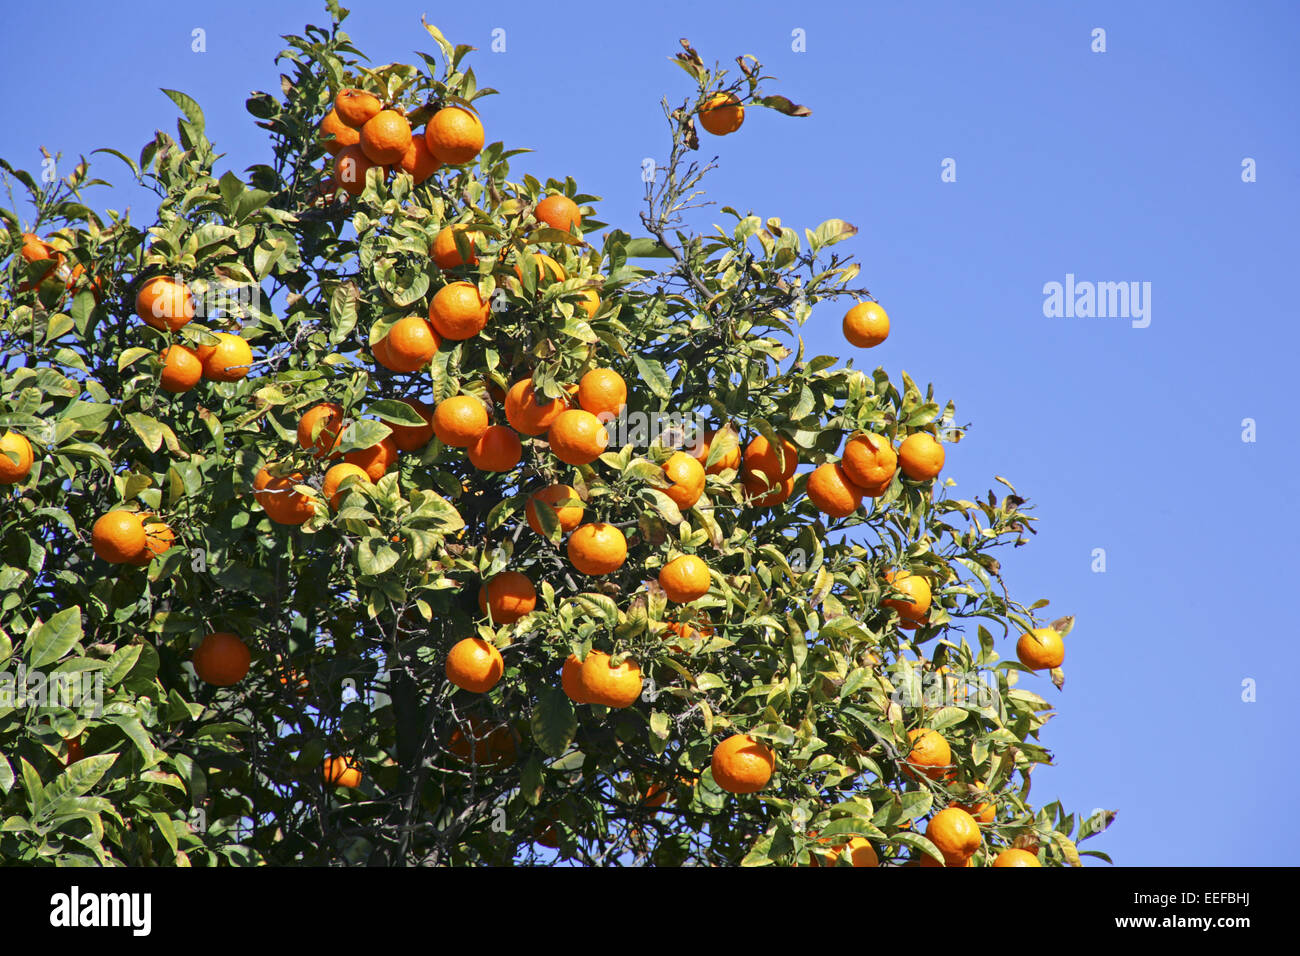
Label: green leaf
xmin=631 ymin=353 xmax=672 ymax=399
xmin=125 ymin=413 xmax=165 ymax=453
xmin=27 ymin=607 xmax=83 ymax=668
xmin=367 ymin=399 xmax=426 ymax=427
xmin=161 ymin=88 xmax=205 ymax=132
xmin=531 ymin=685 xmax=577 ymax=757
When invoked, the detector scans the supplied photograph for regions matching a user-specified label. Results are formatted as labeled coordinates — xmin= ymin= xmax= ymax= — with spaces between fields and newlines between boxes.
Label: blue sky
xmin=3 ymin=0 xmax=1298 ymax=866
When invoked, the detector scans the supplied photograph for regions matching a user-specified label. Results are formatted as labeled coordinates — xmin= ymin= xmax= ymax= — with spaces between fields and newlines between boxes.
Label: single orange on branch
xmin=197 ymin=333 xmax=253 ymax=382
xmin=711 ymin=734 xmax=774 ymax=794
xmin=1017 ymin=627 xmax=1065 ymax=670
xmin=297 ymin=402 xmax=345 ymax=459
xmin=323 ymin=756 xmax=363 ymax=788
xmin=468 ymin=424 xmax=522 ymax=472
xmin=360 ymin=109 xmax=412 ymax=165
xmin=576 ymin=368 xmax=626 ymax=421
xmin=535 ymin=194 xmax=582 ymax=233
xmin=135 ymin=276 xmax=194 ymax=331
xmin=567 ymin=522 xmax=627 ymax=575
xmin=425 ymin=106 xmax=485 ymax=165
xmin=843 ymin=301 xmax=890 ymax=348
xmin=192 ymin=631 xmax=251 ymax=686
xmin=658 ymin=554 xmax=710 ymax=603
xmin=698 ymin=92 xmax=744 ymax=135
xmin=433 ymin=395 xmax=489 ymax=448
xmin=478 ymin=570 xmax=537 ymax=624
xmin=548 ymin=409 xmax=609 ymax=466
xmin=445 ymin=637 xmax=504 ymax=693
xmin=578 ymin=651 xmax=643 ymax=708
xmin=428 ymin=281 xmax=490 ymax=340
xmin=334 ymin=88 xmax=382 ymax=128
xmin=92 ymin=510 xmax=146 ymax=564
xmin=505 ymin=377 xmax=568 ymax=435
xmin=0 ymin=431 xmax=35 ymax=484
xmin=898 ymin=432 xmax=945 ymax=481
xmin=526 ymin=484 xmax=585 ymax=535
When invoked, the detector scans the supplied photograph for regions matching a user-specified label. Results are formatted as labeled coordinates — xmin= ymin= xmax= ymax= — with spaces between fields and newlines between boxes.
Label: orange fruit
xmin=1017 ymin=627 xmax=1065 ymax=670
xmin=360 ymin=109 xmax=412 ymax=165
xmin=128 ymin=521 xmax=176 ymax=566
xmin=505 ymin=378 xmax=568 ymax=435
xmin=431 ymin=224 xmax=481 ymax=268
xmin=741 ymin=433 xmax=798 ymax=483
xmin=333 ymin=144 xmax=379 ymax=197
xmin=252 ymin=465 xmax=274 ymax=508
xmin=192 ymin=632 xmax=251 ymax=686
xmin=699 ymin=92 xmax=744 ymax=135
xmin=445 ymin=637 xmax=504 ymax=693
xmin=841 ymin=433 xmax=897 ymax=488
xmin=567 ymin=522 xmax=627 ymax=575
xmin=399 ymin=134 xmax=441 ymax=183
xmin=561 ymin=654 xmax=591 ymax=703
xmin=380 ymin=398 xmax=435 ymax=451
xmin=159 ymin=344 xmax=202 ymax=393
xmin=380 ymin=316 xmax=440 ymax=372
xmin=904 ymin=728 xmax=951 ymax=781
xmin=953 ymin=795 xmax=996 ymax=826
xmin=898 ymin=433 xmax=945 ymax=481
xmin=842 ymin=301 xmax=890 ymax=347
xmin=468 ymin=425 xmax=522 ymax=471
xmin=926 ymin=807 xmax=982 ymax=866
xmin=343 ymin=435 xmax=397 ymax=482
xmin=806 ymin=462 xmax=865 ymax=518
xmin=92 ymin=511 xmax=146 ymax=564
xmin=425 ymin=106 xmax=485 ymax=165
xmin=526 ymin=484 xmax=585 ymax=534
xmin=322 ymin=462 xmax=371 ymax=509
xmin=0 ymin=431 xmax=35 ymax=484
xmin=659 ymin=555 xmax=710 ymax=603
xmin=514 ymin=252 xmax=566 ymax=286
xmin=663 ymin=451 xmax=705 ymax=511
xmin=576 ymin=288 xmax=600 ymax=318
xmin=815 ymin=837 xmax=879 ymax=868
xmin=334 ymin=88 xmax=381 ymax=128
xmin=297 ymin=403 xmax=345 ymax=459
xmin=711 ymin=734 xmax=773 ymax=794
xmin=642 ymin=782 xmax=670 ymax=809
xmin=992 ymin=848 xmax=1041 ymax=867
xmin=548 ymin=409 xmax=609 ymax=465
xmin=576 ymin=368 xmax=627 ymax=421
xmin=319 ymin=108 xmax=360 ymax=154
xmin=322 ymin=756 xmax=363 ymax=788
xmin=262 ymin=471 xmax=315 ymax=525
xmin=663 ymin=619 xmax=713 ymax=652
xmin=196 ymin=333 xmax=253 ymax=382
xmin=433 ymin=395 xmax=489 ymax=448
xmin=428 ymin=281 xmax=490 ymax=340
xmin=578 ymin=651 xmax=643 ymax=708
xmin=447 ymin=717 xmax=517 ymax=767
xmin=135 ymin=276 xmax=194 ymax=331
xmin=883 ymin=570 xmax=932 ymax=624
xmin=478 ymin=571 xmax=537 ymax=624
xmin=535 ymin=194 xmax=581 ymax=233
xmin=743 ymin=472 xmax=795 ymax=507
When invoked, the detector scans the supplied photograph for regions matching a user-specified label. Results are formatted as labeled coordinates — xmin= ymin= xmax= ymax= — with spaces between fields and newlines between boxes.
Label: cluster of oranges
xmin=134 ymin=274 xmax=254 ymax=393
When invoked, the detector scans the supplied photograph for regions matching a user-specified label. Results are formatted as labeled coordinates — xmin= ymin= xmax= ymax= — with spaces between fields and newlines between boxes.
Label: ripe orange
xmin=567 ymin=522 xmax=627 ymax=575
xmin=360 ymin=109 xmax=412 ymax=165
xmin=399 ymin=134 xmax=441 ymax=183
xmin=322 ymin=462 xmax=370 ymax=509
xmin=663 ymin=451 xmax=705 ymax=510
xmin=883 ymin=570 xmax=932 ymax=624
xmin=323 ymin=755 xmax=362 ymax=788
xmin=898 ymin=432 xmax=945 ymax=481
xmin=659 ymin=554 xmax=710 ymax=603
xmin=691 ymin=426 xmax=743 ymax=476
xmin=926 ymin=807 xmax=982 ymax=866
xmin=425 ymin=106 xmax=485 ymax=165
xmin=505 ymin=378 xmax=568 ymax=435
xmin=815 ymin=837 xmax=879 ymax=868
xmin=561 ymin=654 xmax=591 ymax=703
xmin=430 ymin=224 xmax=481 ymax=268
xmin=428 ymin=281 xmax=490 ymax=340
xmin=0 ymin=431 xmax=35 ymax=484
xmin=92 ymin=511 xmax=146 ymax=564
xmin=743 ymin=472 xmax=795 ymax=507
xmin=699 ymin=92 xmax=744 ymax=135
xmin=953 ymin=790 xmax=997 ymax=826
xmin=576 ymin=368 xmax=626 ymax=420
xmin=806 ymin=462 xmax=866 ymax=518
xmin=992 ymin=848 xmax=1041 ymax=867
xmin=197 ymin=333 xmax=252 ymax=382
xmin=578 ymin=651 xmax=643 ymax=708
xmin=319 ymin=108 xmax=360 ymax=154
xmin=526 ymin=484 xmax=585 ymax=534
xmin=1017 ymin=627 xmax=1065 ymax=670
xmin=159 ymin=344 xmax=202 ymax=393
xmin=576 ymin=288 xmax=600 ymax=318
xmin=535 ymin=194 xmax=581 ymax=233
xmin=262 ymin=471 xmax=315 ymax=525
xmin=135 ymin=276 xmax=194 ymax=331
xmin=447 ymin=717 xmax=517 ymax=767
xmin=711 ymin=734 xmax=773 ymax=793
xmin=904 ymin=728 xmax=952 ymax=781
xmin=468 ymin=424 xmax=522 ymax=471
xmin=335 ymin=88 xmax=381 ymax=128
xmin=445 ymin=637 xmax=504 ymax=693
xmin=128 ymin=521 xmax=176 ymax=566
xmin=333 ymin=144 xmax=379 ymax=197
xmin=343 ymin=435 xmax=398 ymax=481
xmin=380 ymin=398 xmax=435 ymax=451
xmin=663 ymin=619 xmax=713 ymax=652
xmin=297 ymin=403 xmax=345 ymax=459
xmin=192 ymin=632 xmax=251 ymax=686
xmin=843 ymin=301 xmax=890 ymax=347
xmin=548 ymin=409 xmax=609 ymax=465
xmin=841 ymin=433 xmax=897 ymax=488
xmin=742 ymin=433 xmax=798 ymax=483
xmin=514 ymin=252 xmax=566 ymax=286
xmin=433 ymin=395 xmax=489 ymax=448
xmin=380 ymin=316 xmax=440 ymax=372
xmin=478 ymin=570 xmax=537 ymax=624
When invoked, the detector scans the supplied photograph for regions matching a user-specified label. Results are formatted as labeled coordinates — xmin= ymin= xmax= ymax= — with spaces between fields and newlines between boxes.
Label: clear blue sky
xmin=4 ymin=0 xmax=1298 ymax=866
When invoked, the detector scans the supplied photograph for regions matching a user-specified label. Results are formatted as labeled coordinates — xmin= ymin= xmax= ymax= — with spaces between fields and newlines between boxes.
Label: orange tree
xmin=0 ymin=6 xmax=1113 ymax=866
